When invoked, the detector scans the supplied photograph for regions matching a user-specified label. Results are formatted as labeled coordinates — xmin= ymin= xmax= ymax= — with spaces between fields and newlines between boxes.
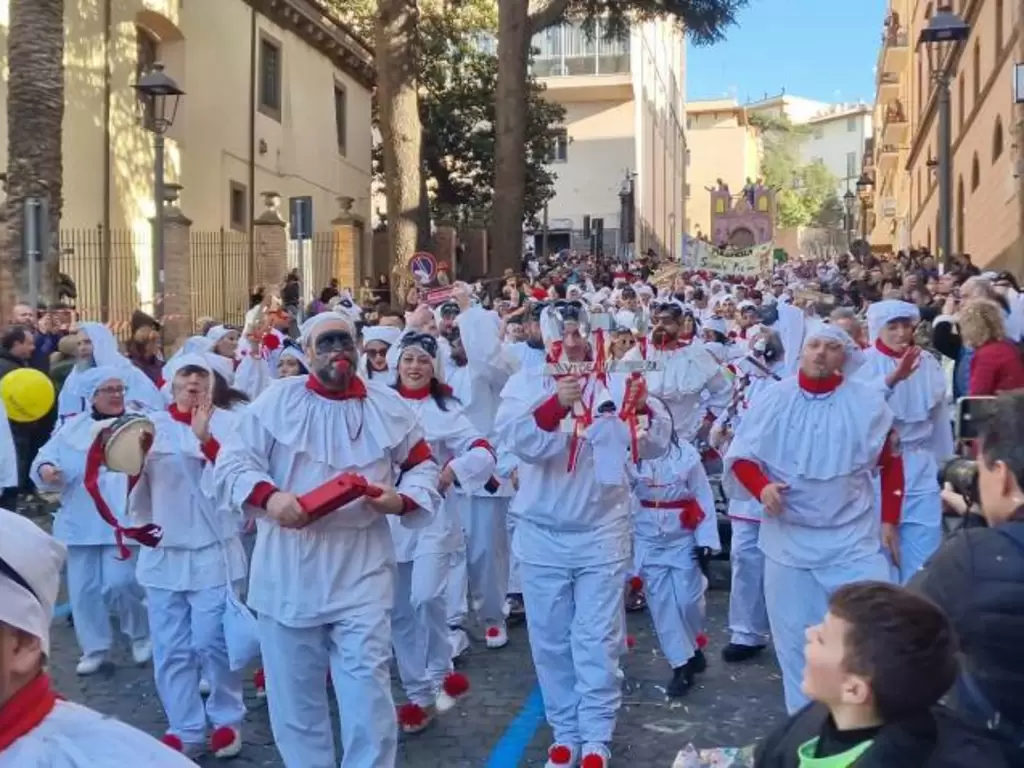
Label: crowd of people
xmin=0 ymin=243 xmax=1023 ymax=768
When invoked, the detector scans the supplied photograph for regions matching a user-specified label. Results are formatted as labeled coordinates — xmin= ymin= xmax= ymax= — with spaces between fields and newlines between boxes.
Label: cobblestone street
xmin=46 ymin=563 xmax=787 ymax=767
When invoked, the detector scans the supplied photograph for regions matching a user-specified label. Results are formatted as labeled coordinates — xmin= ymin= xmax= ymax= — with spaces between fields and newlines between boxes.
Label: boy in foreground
xmin=754 ymin=581 xmax=1010 ymax=767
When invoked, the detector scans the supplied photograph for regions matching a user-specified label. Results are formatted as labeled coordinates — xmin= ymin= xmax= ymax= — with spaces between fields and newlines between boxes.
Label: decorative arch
xmin=728 ymin=227 xmax=756 ymax=249
xmin=993 ymin=117 xmax=1004 ymax=162
xmin=135 ymin=9 xmax=185 ymax=43
xmin=971 ymin=153 xmax=980 ymax=192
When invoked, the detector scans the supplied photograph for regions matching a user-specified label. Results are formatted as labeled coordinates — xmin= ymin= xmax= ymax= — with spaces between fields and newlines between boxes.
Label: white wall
xmin=800 ymin=112 xmax=873 ymax=199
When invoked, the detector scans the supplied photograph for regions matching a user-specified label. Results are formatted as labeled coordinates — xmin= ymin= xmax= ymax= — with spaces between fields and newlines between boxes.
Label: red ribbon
xmin=639 ymin=498 xmax=706 ymax=530
xmin=84 ymin=430 xmax=162 ymax=560
xmin=0 ymin=674 xmax=61 ymax=751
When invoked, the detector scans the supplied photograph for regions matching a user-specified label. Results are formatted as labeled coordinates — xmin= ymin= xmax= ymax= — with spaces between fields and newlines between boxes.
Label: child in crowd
xmin=754 ymin=581 xmax=1010 ymax=768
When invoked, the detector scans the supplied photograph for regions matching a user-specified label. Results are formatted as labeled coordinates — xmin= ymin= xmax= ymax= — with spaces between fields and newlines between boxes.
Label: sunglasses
xmin=400 ymin=332 xmax=438 ymax=358
xmin=365 ymin=348 xmax=388 ymax=358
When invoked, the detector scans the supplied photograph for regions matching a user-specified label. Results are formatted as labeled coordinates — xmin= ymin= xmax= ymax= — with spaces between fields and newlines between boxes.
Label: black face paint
xmin=313 ymin=330 xmax=356 ymax=356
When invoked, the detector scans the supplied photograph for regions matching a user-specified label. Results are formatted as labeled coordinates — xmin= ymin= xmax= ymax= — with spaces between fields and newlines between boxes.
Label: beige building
xmin=870 ymin=0 xmax=1024 ymax=271
xmin=0 ymin=0 xmax=373 ymax=308
xmin=533 ymin=18 xmax=686 ymax=260
xmin=684 ymin=99 xmax=760 ymax=239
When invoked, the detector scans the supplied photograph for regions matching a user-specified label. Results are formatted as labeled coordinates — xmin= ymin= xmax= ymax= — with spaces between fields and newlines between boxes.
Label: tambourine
xmin=97 ymin=414 xmax=156 ymax=475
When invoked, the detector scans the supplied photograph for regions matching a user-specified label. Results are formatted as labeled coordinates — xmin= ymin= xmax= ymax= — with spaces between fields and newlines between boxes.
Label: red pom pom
xmin=626 ymin=635 xmax=636 ymax=650
xmin=209 ymin=726 xmax=237 ymax=752
xmin=443 ymin=671 xmax=470 ymax=697
xmin=696 ymin=632 xmax=709 ymax=650
xmin=262 ymin=332 xmax=280 ymax=351
xmin=486 ymin=626 xmax=501 ymax=638
xmin=161 ymin=734 xmax=183 ymax=752
xmin=629 ymin=576 xmax=644 ymax=592
xmin=397 ymin=703 xmax=429 ymax=727
xmin=253 ymin=668 xmax=265 ymax=690
xmin=548 ymin=745 xmax=573 ymax=765
xmin=581 ymin=754 xmax=607 ymax=768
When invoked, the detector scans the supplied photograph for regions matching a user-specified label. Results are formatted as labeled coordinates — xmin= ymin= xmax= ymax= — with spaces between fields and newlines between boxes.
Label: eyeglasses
xmin=95 ymin=385 xmax=126 ymax=396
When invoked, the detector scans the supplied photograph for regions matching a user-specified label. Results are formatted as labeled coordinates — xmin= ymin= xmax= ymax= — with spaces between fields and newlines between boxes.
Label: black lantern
xmin=856 ymin=171 xmax=873 ymax=200
xmin=918 ymin=7 xmax=970 ymax=79
xmin=133 ymin=62 xmax=184 ymax=135
xmin=843 ymin=189 xmax=856 ymax=218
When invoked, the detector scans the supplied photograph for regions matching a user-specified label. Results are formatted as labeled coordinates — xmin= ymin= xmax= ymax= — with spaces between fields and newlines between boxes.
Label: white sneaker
xmin=75 ymin=652 xmax=106 ymax=676
xmin=581 ymin=742 xmax=611 ymax=767
xmin=545 ymin=743 xmax=580 ymax=767
xmin=210 ymin=726 xmax=242 ymax=759
xmin=131 ymin=638 xmax=152 ymax=665
xmin=199 ymin=678 xmax=211 ymax=696
xmin=484 ymin=623 xmax=508 ymax=649
xmin=449 ymin=627 xmax=470 ymax=661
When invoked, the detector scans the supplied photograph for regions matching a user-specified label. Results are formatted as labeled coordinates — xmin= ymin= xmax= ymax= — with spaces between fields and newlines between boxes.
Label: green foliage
xmin=756 ymin=116 xmax=838 ymax=229
xmin=811 ymin=192 xmax=845 ymax=230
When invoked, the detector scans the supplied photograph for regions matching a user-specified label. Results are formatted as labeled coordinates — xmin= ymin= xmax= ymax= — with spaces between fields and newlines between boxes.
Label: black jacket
xmin=754 ymin=703 xmax=1012 ymax=768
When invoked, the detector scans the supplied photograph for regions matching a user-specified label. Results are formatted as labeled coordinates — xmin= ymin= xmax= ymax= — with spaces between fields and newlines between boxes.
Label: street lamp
xmin=856 ymin=171 xmax=874 ymax=239
xmin=843 ymin=188 xmax=856 ymax=246
xmin=133 ymin=62 xmax=184 ymax=326
xmin=919 ymin=6 xmax=970 ymax=269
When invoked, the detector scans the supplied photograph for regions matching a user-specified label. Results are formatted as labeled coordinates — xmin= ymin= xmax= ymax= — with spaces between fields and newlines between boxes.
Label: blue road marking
xmin=485 ymin=684 xmax=546 ymax=768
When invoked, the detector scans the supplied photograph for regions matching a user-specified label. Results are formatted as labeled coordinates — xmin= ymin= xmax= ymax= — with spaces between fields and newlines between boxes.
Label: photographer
xmin=910 ymin=392 xmax=1024 ymax=755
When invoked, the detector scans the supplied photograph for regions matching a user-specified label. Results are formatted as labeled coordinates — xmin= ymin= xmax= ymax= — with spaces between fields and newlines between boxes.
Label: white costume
xmin=212 ymin=313 xmax=441 ymax=768
xmin=0 ymin=509 xmax=196 ymax=768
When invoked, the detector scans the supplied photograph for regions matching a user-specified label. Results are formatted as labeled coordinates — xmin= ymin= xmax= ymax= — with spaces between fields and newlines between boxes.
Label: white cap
xmin=803 ymin=322 xmax=864 ymax=375
xmin=0 ymin=508 xmax=66 ymax=656
xmin=866 ymin=299 xmax=920 ymax=342
xmin=362 ymin=325 xmax=401 ymax=347
xmin=78 ymin=365 xmax=127 ymax=402
xmin=299 ymin=311 xmax=354 ymax=347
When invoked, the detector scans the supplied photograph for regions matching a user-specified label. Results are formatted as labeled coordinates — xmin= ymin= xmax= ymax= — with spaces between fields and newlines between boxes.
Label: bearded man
xmin=213 ymin=311 xmax=441 ymax=768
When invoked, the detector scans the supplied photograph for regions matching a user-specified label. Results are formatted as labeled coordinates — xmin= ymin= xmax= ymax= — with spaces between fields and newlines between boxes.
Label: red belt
xmin=640 ymin=498 xmax=706 ymax=530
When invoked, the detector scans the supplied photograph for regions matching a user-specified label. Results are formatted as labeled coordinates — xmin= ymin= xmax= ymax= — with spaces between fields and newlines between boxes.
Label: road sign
xmin=409 ymin=252 xmax=436 ymax=284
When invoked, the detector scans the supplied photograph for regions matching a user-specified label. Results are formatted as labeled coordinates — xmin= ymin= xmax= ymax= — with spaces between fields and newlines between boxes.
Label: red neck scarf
xmin=305 ymin=374 xmax=368 ymax=401
xmin=874 ymin=338 xmax=907 ymax=358
xmin=168 ymin=404 xmax=192 ymax=424
xmin=798 ymin=371 xmax=843 ymax=394
xmin=652 ymin=338 xmax=680 ymax=352
xmin=397 ymin=382 xmax=453 ymax=400
xmin=0 ymin=674 xmax=59 ymax=751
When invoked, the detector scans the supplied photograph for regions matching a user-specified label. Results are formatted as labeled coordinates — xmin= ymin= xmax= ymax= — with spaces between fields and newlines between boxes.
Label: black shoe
xmin=666 ymin=664 xmax=695 ymax=698
xmin=690 ymin=649 xmax=707 ymax=674
xmin=721 ymin=643 xmax=766 ymax=663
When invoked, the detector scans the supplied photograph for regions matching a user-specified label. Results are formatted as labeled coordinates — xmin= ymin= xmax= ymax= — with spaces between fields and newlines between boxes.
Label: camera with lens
xmin=939 ymin=457 xmax=979 ymax=508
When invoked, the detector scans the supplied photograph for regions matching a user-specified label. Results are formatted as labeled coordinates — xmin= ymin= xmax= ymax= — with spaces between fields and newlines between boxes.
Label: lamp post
xmin=843 ymin=188 xmax=856 ymax=248
xmin=856 ymin=171 xmax=874 ymax=239
xmin=618 ymin=171 xmax=636 ymax=261
xmin=133 ymin=62 xmax=184 ymax=324
xmin=919 ymin=6 xmax=970 ymax=271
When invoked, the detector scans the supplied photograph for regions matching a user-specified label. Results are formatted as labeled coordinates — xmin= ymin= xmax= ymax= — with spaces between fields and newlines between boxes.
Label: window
xmin=995 ymin=0 xmax=1004 ymax=53
xmin=259 ymin=33 xmax=282 ymax=120
xmin=136 ymin=26 xmax=160 ymax=129
xmin=229 ymin=182 xmax=248 ymax=232
xmin=847 ymin=116 xmax=857 ymax=133
xmin=957 ymin=74 xmax=965 ymax=128
xmin=846 ymin=152 xmax=857 ymax=179
xmin=547 ymin=128 xmax=568 ymax=163
xmin=971 ymin=153 xmax=980 ymax=192
xmin=973 ymin=41 xmax=981 ymax=99
xmin=993 ymin=117 xmax=1004 ymax=162
xmin=333 ymin=83 xmax=347 ymax=156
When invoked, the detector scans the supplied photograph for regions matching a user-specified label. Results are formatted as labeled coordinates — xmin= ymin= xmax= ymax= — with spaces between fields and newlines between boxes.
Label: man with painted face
xmin=212 ymin=311 xmax=441 ymax=768
xmin=623 ymin=301 xmax=728 ymax=443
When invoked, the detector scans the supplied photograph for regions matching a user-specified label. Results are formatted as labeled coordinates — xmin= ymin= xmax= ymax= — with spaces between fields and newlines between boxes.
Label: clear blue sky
xmin=686 ymin=0 xmax=889 ymax=105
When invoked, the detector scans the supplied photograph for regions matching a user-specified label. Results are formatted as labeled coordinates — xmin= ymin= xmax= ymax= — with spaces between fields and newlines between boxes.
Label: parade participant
xmin=275 ymin=346 xmax=309 ymax=378
xmin=361 ymin=324 xmax=400 ymax=379
xmin=496 ymin=302 xmax=672 ymax=768
xmin=710 ymin=329 xmax=784 ymax=663
xmin=723 ymin=324 xmax=902 ymax=713
xmin=504 ymin=302 xmax=549 ymax=372
xmin=0 ymin=508 xmax=198 ymax=767
xmin=623 ymin=302 xmax=726 ymax=442
xmin=131 ymin=353 xmax=246 ymax=759
xmin=212 ymin=311 xmax=441 ymax=768
xmin=861 ymin=300 xmax=953 ymax=583
xmin=30 ymin=366 xmax=151 ymax=676
xmin=58 ymin=322 xmax=164 ymax=421
xmin=632 ymin=434 xmax=719 ymax=697
xmin=391 ymin=331 xmax=494 ymax=732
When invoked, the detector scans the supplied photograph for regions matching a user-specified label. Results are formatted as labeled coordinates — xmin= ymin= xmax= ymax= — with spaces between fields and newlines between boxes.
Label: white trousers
xmin=726 ymin=520 xmax=770 ymax=646
xmin=393 ymin=553 xmax=452 ymax=707
xmin=638 ymin=552 xmax=706 ymax=669
xmin=259 ymin=612 xmax=397 ymax=768
xmin=66 ymin=545 xmax=148 ymax=656
xmin=890 ymin=492 xmax=943 ymax=584
xmin=506 ymin=515 xmax=522 ymax=594
xmin=521 ymin=559 xmax=627 ymax=746
xmin=461 ymin=495 xmax=510 ymax=625
xmin=764 ymin=553 xmax=891 ymax=713
xmin=146 ymin=585 xmax=245 ymax=745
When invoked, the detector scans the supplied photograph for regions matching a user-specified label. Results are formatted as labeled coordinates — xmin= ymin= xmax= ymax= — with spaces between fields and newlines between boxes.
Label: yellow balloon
xmin=1 ymin=368 xmax=56 ymax=423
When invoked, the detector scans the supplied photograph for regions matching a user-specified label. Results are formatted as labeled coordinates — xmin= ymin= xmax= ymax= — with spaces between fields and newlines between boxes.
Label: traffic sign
xmin=409 ymin=252 xmax=436 ymax=284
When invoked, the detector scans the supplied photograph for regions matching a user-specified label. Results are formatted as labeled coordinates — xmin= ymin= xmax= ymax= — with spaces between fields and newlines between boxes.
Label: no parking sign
xmin=409 ymin=252 xmax=436 ymax=285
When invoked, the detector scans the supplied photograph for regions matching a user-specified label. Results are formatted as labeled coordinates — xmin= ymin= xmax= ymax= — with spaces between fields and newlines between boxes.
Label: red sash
xmin=0 ymin=674 xmax=60 ymax=751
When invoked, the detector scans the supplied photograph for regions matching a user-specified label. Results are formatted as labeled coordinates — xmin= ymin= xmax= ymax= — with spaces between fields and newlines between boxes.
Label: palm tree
xmin=5 ymin=0 xmax=65 ymax=310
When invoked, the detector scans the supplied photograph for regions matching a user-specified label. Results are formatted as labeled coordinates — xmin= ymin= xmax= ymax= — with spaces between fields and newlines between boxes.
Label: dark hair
xmin=829 ymin=582 xmax=957 ymax=721
xmin=1 ymin=325 xmax=31 ymax=351
xmin=377 ymin=309 xmax=405 ymax=327
xmin=978 ymin=392 xmax=1024 ymax=490
xmin=211 ymin=372 xmax=250 ymax=410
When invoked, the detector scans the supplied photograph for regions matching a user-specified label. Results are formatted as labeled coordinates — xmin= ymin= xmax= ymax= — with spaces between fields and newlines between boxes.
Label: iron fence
xmin=190 ymin=230 xmax=251 ymax=328
xmin=286 ymin=233 xmax=338 ymax=304
xmin=59 ymin=227 xmax=145 ymax=339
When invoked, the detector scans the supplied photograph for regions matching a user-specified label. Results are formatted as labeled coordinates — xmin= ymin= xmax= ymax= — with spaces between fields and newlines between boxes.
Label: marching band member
xmin=0 ymin=509 xmax=197 ymax=767
xmin=631 ymin=435 xmax=720 ymax=697
xmin=212 ymin=311 xmax=441 ymax=768
xmin=130 ymin=354 xmax=246 ymax=759
xmin=496 ymin=302 xmax=672 ymax=768
xmin=391 ymin=331 xmax=495 ymax=732
xmin=30 ymin=366 xmax=151 ymax=676
xmin=861 ymin=300 xmax=954 ymax=582
xmin=723 ymin=325 xmax=903 ymax=713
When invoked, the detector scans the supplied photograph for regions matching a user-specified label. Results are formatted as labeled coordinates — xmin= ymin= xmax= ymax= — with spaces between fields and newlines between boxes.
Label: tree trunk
xmin=5 ymin=0 xmax=65 ymax=314
xmin=417 ymin=132 xmax=433 ymax=252
xmin=490 ymin=0 xmax=530 ymax=277
xmin=376 ymin=0 xmax=423 ymax=307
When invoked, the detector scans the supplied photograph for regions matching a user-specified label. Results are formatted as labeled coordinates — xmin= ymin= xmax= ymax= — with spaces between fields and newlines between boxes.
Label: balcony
xmin=879 ymin=18 xmax=909 ymax=73
xmin=877 ymin=71 xmax=900 ymax=101
xmin=882 ymin=100 xmax=909 ymax=144
xmin=876 ymin=143 xmax=900 ymax=171
xmin=531 ymin=21 xmax=633 ymax=100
